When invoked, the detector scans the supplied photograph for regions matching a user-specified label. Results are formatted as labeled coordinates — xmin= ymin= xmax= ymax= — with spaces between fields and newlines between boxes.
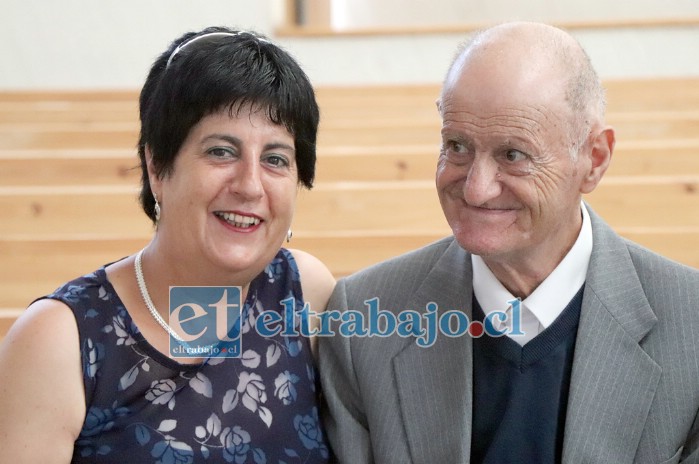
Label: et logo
xmin=168 ymin=287 xmax=242 ymax=358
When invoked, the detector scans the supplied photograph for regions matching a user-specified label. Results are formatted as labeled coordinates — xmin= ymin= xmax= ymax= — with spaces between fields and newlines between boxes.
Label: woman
xmin=0 ymin=27 xmax=335 ymax=463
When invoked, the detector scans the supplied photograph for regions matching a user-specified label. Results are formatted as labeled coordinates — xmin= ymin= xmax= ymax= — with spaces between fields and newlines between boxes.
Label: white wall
xmin=330 ymin=0 xmax=699 ymax=29
xmin=0 ymin=0 xmax=276 ymax=89
xmin=0 ymin=0 xmax=697 ymax=90
xmin=282 ymin=27 xmax=699 ymax=86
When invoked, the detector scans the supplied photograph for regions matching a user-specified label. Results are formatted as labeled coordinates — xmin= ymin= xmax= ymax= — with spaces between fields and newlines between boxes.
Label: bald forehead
xmin=442 ymin=23 xmax=591 ymax=114
xmin=447 ymin=23 xmax=579 ymax=87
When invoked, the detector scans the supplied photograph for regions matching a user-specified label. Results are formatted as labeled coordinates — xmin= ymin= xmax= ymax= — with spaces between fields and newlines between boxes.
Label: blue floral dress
xmin=42 ymin=248 xmax=329 ymax=463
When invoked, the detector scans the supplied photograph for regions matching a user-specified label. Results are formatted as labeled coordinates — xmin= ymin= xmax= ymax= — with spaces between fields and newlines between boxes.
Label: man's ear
xmin=580 ymin=126 xmax=615 ymax=194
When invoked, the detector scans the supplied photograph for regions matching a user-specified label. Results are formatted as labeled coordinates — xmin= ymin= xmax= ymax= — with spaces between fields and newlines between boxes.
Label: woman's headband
xmin=165 ymin=31 xmax=270 ymax=68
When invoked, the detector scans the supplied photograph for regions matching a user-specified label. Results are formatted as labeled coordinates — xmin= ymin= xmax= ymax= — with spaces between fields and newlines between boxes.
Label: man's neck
xmin=482 ymin=215 xmax=583 ymax=299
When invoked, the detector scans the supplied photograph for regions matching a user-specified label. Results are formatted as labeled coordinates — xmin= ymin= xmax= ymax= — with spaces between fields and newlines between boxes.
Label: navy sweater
xmin=470 ymin=286 xmax=584 ymax=463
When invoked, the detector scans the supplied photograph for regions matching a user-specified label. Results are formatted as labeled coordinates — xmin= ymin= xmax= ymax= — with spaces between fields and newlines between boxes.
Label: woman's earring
xmin=153 ymin=192 xmax=161 ymax=224
xmin=286 ymin=229 xmax=293 ymax=243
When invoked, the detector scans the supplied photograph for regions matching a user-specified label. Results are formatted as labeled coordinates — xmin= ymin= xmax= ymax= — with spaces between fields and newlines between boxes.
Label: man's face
xmin=436 ymin=58 xmax=592 ymax=267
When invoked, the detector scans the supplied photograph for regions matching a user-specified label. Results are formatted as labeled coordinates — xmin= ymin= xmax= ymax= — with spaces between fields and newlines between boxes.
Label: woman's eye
xmin=265 ymin=154 xmax=290 ymax=168
xmin=505 ymin=149 xmax=527 ymax=162
xmin=208 ymin=147 xmax=235 ymax=158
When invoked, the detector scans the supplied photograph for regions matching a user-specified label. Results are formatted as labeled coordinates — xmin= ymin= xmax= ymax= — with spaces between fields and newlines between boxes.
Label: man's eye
xmin=505 ymin=149 xmax=527 ymax=162
xmin=449 ymin=141 xmax=467 ymax=153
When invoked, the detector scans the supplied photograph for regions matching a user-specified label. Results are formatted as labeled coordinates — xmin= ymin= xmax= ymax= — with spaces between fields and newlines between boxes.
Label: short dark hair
xmin=138 ymin=26 xmax=319 ymax=222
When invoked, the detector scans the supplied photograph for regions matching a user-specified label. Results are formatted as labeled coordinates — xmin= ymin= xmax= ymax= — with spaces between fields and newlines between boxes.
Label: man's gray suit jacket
xmin=319 ymin=208 xmax=699 ymax=463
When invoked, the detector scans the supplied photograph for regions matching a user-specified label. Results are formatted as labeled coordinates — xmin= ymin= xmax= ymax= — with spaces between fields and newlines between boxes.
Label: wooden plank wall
xmin=1 ymin=78 xmax=698 ymax=337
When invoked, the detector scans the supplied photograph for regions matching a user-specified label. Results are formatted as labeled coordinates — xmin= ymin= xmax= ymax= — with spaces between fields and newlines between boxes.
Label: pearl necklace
xmin=134 ymin=249 xmax=184 ymax=341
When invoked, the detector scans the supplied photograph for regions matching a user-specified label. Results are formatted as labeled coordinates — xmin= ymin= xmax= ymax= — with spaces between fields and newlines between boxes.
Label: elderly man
xmin=319 ymin=22 xmax=699 ymax=463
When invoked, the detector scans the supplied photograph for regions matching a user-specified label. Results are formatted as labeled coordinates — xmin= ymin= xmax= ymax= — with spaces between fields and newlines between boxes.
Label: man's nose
xmin=462 ymin=155 xmax=502 ymax=206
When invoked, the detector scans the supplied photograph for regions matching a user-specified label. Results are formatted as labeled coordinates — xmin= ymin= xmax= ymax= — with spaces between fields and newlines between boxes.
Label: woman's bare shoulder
xmin=0 ymin=298 xmax=85 ymax=462
xmin=288 ymin=248 xmax=336 ymax=314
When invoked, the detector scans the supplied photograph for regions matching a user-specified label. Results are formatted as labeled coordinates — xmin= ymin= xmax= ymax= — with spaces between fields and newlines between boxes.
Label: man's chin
xmin=453 ymin=233 xmax=508 ymax=258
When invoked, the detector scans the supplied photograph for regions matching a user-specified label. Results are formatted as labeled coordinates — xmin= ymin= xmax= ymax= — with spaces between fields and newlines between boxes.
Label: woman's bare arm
xmin=288 ymin=249 xmax=336 ymax=357
xmin=0 ymin=299 xmax=86 ymax=463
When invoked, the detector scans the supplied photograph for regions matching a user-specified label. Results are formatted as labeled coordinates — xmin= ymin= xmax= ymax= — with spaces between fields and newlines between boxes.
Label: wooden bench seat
xmin=603 ymin=79 xmax=699 ymax=112
xmin=0 ymin=102 xmax=138 ymax=125
xmin=0 ymin=149 xmax=141 ymax=186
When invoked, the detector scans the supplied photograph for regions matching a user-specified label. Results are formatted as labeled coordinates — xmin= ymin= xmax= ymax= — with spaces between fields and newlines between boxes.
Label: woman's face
xmin=151 ymin=106 xmax=298 ymax=281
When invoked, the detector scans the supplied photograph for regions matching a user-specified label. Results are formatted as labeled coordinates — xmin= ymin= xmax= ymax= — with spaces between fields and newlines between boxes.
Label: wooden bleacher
xmin=1 ymin=78 xmax=698 ymax=337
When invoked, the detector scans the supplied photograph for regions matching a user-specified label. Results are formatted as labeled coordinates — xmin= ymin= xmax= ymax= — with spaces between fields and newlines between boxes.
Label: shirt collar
xmin=472 ymin=202 xmax=593 ymax=328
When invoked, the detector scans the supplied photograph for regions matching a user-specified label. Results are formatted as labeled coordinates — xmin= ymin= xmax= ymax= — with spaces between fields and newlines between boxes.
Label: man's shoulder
xmin=589 ymin=206 xmax=698 ymax=288
xmin=624 ymin=238 xmax=699 ymax=289
xmin=612 ymin=237 xmax=699 ymax=325
xmin=341 ymin=236 xmax=459 ymax=290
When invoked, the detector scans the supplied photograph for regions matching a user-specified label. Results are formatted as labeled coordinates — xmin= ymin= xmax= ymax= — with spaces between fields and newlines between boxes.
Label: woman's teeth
xmin=215 ymin=212 xmax=261 ymax=228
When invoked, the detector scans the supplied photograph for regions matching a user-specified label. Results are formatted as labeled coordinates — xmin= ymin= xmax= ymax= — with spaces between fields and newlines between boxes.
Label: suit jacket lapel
xmin=392 ymin=239 xmax=474 ymax=464
xmin=563 ymin=208 xmax=661 ymax=462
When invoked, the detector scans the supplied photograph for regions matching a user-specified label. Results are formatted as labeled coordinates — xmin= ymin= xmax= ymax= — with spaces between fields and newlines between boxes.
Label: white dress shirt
xmin=472 ymin=203 xmax=593 ymax=346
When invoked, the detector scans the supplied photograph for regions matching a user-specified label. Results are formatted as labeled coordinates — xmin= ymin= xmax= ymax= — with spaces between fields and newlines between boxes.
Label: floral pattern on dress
xmin=43 ymin=249 xmax=329 ymax=463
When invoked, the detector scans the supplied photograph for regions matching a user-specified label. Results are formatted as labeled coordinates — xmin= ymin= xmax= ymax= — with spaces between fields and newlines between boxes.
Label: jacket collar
xmin=563 ymin=206 xmax=660 ymax=462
